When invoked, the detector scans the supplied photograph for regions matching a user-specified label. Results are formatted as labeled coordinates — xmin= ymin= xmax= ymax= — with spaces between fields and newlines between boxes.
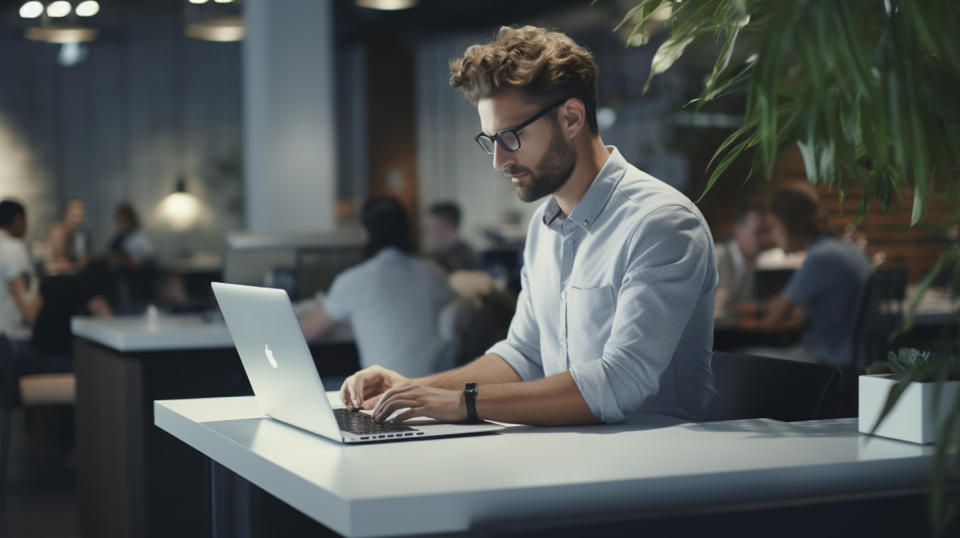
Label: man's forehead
xmin=477 ymin=91 xmax=541 ymax=133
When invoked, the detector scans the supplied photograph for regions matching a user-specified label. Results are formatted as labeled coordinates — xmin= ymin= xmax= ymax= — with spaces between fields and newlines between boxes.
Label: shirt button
xmin=560 ymin=291 xmax=566 ymax=300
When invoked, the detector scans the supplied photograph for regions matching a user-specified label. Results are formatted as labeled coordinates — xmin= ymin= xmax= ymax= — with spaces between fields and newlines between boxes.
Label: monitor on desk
xmin=296 ymin=246 xmax=363 ymax=300
xmin=222 ymin=231 xmax=364 ymax=299
xmin=753 ymin=268 xmax=795 ymax=302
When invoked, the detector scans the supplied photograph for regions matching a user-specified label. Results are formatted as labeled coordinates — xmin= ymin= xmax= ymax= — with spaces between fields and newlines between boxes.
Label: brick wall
xmin=694 ymin=132 xmax=952 ymax=284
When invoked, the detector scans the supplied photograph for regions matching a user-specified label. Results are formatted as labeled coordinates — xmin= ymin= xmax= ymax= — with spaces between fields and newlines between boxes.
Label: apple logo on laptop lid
xmin=264 ymin=345 xmax=278 ymax=368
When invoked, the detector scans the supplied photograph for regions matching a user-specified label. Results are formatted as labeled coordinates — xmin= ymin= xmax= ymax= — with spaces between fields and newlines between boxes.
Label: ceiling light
xmin=188 ymin=0 xmax=209 ymax=4
xmin=46 ymin=0 xmax=72 ymax=18
xmin=355 ymin=0 xmax=419 ymax=10
xmin=213 ymin=0 xmax=234 ymax=3
xmin=19 ymin=1 xmax=43 ymax=19
xmin=25 ymin=25 xmax=99 ymax=43
xmin=76 ymin=1 xmax=100 ymax=17
xmin=184 ymin=16 xmax=244 ymax=42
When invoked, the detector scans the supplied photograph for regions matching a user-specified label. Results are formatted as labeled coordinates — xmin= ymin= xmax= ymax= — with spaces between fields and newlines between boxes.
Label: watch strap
xmin=464 ymin=382 xmax=480 ymax=423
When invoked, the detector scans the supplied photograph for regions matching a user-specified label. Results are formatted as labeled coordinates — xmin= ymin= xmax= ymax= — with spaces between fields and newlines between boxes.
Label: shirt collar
xmin=541 ymin=146 xmax=627 ymax=232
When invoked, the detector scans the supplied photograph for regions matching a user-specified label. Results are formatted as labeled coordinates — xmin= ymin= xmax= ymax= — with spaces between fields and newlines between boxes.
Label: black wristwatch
xmin=464 ymin=383 xmax=480 ymax=423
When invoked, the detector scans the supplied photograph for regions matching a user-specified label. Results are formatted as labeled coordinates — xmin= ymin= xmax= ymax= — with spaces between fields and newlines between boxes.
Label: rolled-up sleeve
xmin=570 ymin=206 xmax=713 ymax=423
xmin=486 ymin=266 xmax=544 ymax=381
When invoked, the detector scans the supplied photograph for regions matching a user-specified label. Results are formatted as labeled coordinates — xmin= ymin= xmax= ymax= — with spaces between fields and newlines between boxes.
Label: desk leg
xmin=207 ymin=458 xmax=258 ymax=538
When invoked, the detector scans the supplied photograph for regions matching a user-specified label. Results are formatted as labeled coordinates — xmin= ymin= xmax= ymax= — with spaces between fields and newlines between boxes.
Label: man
xmin=106 ymin=203 xmax=155 ymax=268
xmin=299 ymin=196 xmax=454 ymax=377
xmin=341 ymin=26 xmax=717 ymax=425
xmin=426 ymin=201 xmax=480 ymax=273
xmin=745 ymin=183 xmax=871 ymax=366
xmin=714 ymin=201 xmax=768 ymax=316
xmin=0 ymin=200 xmax=42 ymax=340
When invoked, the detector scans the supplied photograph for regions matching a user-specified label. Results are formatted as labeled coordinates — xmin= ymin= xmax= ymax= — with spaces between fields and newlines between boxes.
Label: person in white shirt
xmin=299 ymin=196 xmax=454 ymax=378
xmin=714 ymin=201 xmax=768 ymax=316
xmin=0 ymin=199 xmax=42 ymax=341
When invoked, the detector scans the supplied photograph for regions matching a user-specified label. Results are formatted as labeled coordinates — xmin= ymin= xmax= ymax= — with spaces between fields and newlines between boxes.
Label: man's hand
xmin=370 ymin=382 xmax=467 ymax=424
xmin=339 ymin=365 xmax=410 ymax=410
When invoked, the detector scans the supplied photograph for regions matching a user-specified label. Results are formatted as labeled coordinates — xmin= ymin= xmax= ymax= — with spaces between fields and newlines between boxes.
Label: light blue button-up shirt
xmin=487 ymin=147 xmax=718 ymax=423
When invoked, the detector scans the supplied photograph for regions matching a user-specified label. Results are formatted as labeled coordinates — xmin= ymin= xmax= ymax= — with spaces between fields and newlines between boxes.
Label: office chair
xmin=706 ymin=352 xmax=841 ymax=422
xmin=830 ymin=267 xmax=909 ymax=417
xmin=0 ymin=336 xmax=75 ymax=509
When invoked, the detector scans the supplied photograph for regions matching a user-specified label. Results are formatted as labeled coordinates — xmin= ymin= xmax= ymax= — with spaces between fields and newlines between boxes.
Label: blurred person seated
xmin=740 ymin=183 xmax=871 ymax=366
xmin=299 ymin=196 xmax=454 ymax=377
xmin=106 ymin=203 xmax=154 ymax=268
xmin=0 ymin=200 xmax=109 ymax=371
xmin=44 ymin=198 xmax=90 ymax=275
xmin=425 ymin=201 xmax=480 ymax=273
xmin=440 ymin=270 xmax=516 ymax=368
xmin=714 ymin=200 xmax=769 ymax=317
xmin=0 ymin=199 xmax=43 ymax=342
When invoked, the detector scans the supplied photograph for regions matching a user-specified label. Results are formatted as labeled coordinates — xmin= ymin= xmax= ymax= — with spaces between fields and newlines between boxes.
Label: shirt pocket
xmin=567 ymin=285 xmax=615 ymax=364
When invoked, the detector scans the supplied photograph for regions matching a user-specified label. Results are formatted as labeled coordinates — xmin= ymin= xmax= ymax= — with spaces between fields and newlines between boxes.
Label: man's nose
xmin=492 ymin=142 xmax=514 ymax=171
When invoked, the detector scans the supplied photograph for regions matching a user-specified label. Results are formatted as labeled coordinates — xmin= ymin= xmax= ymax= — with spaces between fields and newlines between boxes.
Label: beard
xmin=505 ymin=124 xmax=577 ymax=203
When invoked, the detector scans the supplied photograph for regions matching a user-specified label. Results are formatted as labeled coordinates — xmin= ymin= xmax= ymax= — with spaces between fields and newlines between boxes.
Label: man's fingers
xmin=339 ymin=375 xmax=354 ymax=408
xmin=348 ymin=374 xmax=367 ymax=409
xmin=372 ymin=384 xmax=417 ymax=417
xmin=360 ymin=395 xmax=379 ymax=410
xmin=389 ymin=408 xmax=420 ymax=424
xmin=373 ymin=399 xmax=418 ymax=423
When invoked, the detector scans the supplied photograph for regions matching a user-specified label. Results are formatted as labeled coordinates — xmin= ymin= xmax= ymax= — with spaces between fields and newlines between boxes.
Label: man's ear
xmin=558 ymin=98 xmax=586 ymax=139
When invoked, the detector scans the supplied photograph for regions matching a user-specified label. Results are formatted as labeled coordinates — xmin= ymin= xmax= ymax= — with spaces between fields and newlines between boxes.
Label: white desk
xmin=71 ymin=316 xmax=356 ymax=538
xmin=71 ymin=314 xmax=353 ymax=352
xmin=155 ymin=394 xmax=937 ymax=538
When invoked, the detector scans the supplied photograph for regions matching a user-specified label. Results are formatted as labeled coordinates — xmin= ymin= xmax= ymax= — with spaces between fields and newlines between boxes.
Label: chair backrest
xmin=851 ymin=268 xmax=907 ymax=374
xmin=706 ymin=352 xmax=841 ymax=422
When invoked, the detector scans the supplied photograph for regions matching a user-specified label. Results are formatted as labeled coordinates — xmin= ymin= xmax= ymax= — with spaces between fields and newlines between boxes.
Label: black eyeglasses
xmin=474 ymin=99 xmax=567 ymax=155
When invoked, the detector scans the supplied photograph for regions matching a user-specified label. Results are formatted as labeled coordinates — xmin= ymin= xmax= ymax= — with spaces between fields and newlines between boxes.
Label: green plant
xmin=867 ymin=347 xmax=960 ymax=383
xmin=612 ymin=1 xmax=960 ymax=535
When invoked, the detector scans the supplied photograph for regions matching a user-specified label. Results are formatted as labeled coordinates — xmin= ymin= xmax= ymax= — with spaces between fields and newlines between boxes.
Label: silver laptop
xmin=211 ymin=282 xmax=504 ymax=443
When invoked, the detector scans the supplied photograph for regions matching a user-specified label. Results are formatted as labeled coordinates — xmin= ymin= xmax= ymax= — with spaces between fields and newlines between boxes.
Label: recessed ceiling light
xmin=19 ymin=1 xmax=44 ymax=19
xmin=76 ymin=1 xmax=101 ymax=17
xmin=46 ymin=0 xmax=72 ymax=18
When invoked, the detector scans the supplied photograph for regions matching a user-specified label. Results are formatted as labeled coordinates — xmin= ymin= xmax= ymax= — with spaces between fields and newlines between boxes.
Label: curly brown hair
xmin=449 ymin=25 xmax=599 ymax=134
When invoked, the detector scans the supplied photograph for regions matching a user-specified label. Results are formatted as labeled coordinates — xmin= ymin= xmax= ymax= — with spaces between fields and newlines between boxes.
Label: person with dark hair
xmin=44 ymin=198 xmax=90 ymax=274
xmin=426 ymin=201 xmax=479 ymax=272
xmin=107 ymin=203 xmax=154 ymax=268
xmin=714 ymin=200 xmax=771 ymax=315
xmin=299 ymin=196 xmax=453 ymax=377
xmin=744 ymin=183 xmax=871 ymax=366
xmin=340 ymin=26 xmax=717 ymax=426
xmin=0 ymin=199 xmax=42 ymax=340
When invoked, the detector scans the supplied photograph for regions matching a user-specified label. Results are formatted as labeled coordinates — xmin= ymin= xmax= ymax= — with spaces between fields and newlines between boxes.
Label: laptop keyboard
xmin=333 ymin=408 xmax=421 ymax=440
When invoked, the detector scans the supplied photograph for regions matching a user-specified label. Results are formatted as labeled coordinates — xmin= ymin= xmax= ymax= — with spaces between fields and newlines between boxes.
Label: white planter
xmin=858 ymin=374 xmax=960 ymax=444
